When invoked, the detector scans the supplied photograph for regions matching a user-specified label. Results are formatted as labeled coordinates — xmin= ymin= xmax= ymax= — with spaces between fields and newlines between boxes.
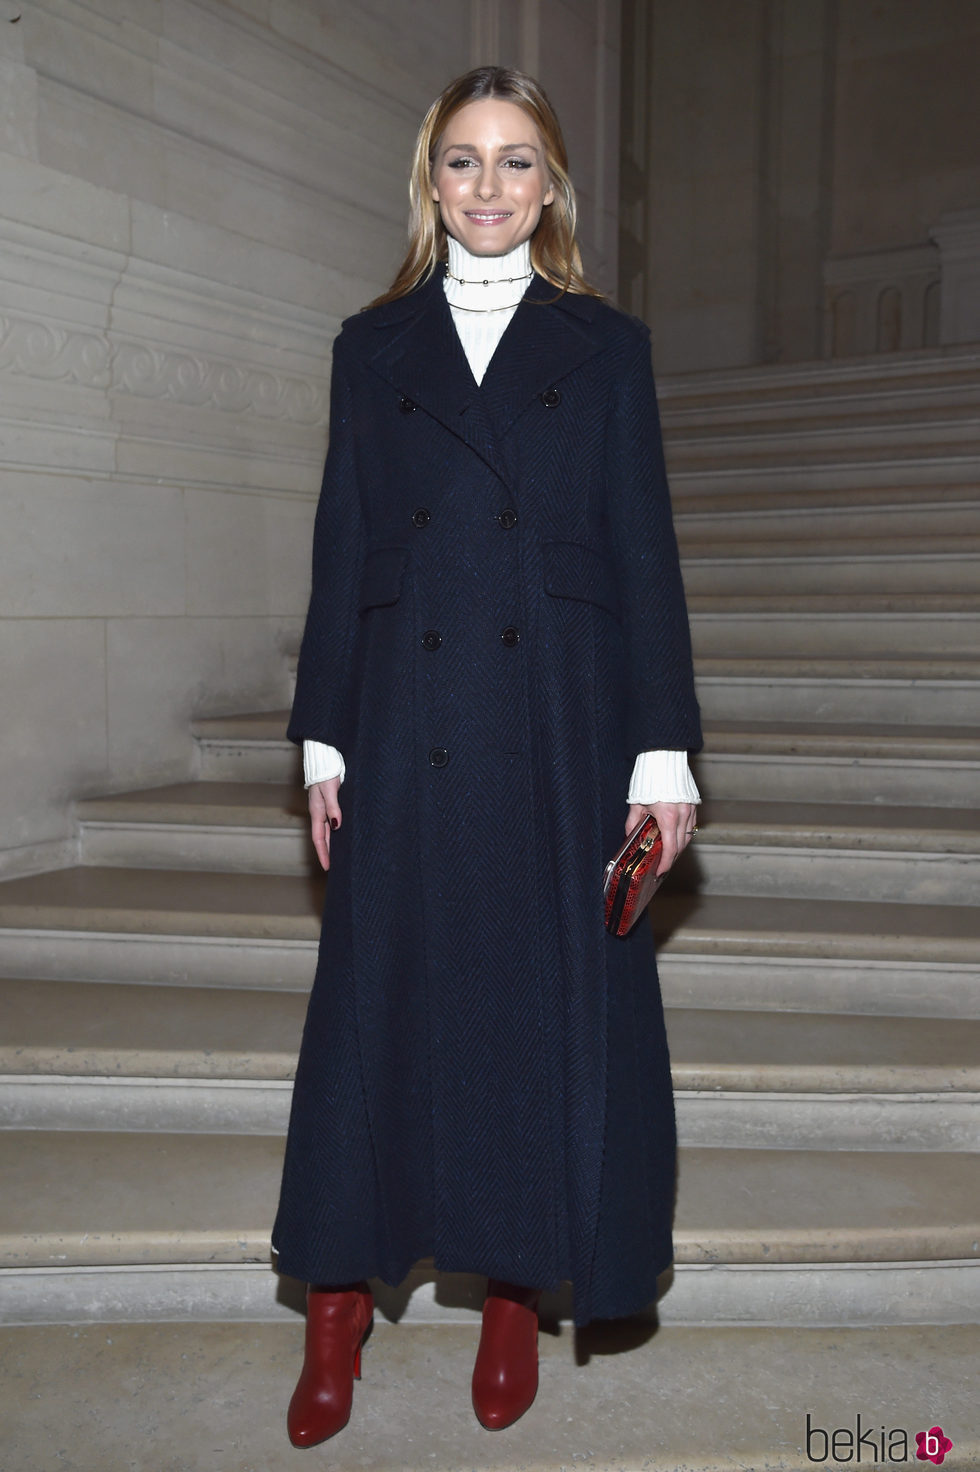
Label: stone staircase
xmin=1 ymin=348 xmax=979 ymax=1470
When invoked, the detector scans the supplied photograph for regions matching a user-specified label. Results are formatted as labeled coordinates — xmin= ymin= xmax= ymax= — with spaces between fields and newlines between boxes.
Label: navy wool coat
xmin=272 ymin=265 xmax=702 ymax=1327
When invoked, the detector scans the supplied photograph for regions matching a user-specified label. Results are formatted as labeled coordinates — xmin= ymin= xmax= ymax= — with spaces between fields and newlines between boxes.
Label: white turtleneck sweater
xmin=303 ymin=236 xmax=700 ymax=806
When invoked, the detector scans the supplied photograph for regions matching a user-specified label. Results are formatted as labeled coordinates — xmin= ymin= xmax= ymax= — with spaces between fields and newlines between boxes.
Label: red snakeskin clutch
xmin=603 ymin=814 xmax=665 ymax=936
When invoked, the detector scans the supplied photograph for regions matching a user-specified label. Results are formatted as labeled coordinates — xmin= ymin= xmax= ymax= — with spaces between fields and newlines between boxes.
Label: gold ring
xmin=687 ymin=827 xmax=699 ymax=836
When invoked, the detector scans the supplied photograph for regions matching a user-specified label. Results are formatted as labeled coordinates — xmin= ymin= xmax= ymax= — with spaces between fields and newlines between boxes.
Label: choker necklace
xmin=445 ymin=268 xmax=533 ymax=287
xmin=448 ymin=298 xmax=527 ymax=313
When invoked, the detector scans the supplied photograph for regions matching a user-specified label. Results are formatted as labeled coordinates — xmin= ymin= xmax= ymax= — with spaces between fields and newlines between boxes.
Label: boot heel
xmin=354 ymin=1308 xmax=373 ymax=1379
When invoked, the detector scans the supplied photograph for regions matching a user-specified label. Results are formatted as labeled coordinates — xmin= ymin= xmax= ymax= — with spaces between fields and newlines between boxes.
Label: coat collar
xmin=357 ymin=265 xmax=607 ymax=482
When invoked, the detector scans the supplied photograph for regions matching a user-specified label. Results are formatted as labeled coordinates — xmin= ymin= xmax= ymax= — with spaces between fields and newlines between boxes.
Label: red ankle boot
xmin=471 ymin=1278 xmax=542 ymax=1430
xmin=286 ymin=1281 xmax=373 ymax=1448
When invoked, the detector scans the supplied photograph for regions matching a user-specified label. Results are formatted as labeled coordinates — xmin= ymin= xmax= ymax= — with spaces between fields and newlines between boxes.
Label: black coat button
xmin=412 ymin=508 xmax=431 ymax=528
xmin=429 ymin=747 xmax=449 ymax=767
xmin=501 ymin=626 xmax=520 ymax=646
xmin=421 ymin=629 xmax=442 ymax=650
xmin=540 ymin=387 xmax=561 ymax=408
xmin=498 ymin=507 xmax=518 ymax=528
xmin=399 ymin=396 xmax=417 ymax=413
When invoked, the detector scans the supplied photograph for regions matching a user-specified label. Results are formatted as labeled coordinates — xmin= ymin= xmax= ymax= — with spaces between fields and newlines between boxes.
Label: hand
xmin=308 ymin=776 xmax=342 ymax=871
xmin=625 ymin=801 xmax=698 ymax=877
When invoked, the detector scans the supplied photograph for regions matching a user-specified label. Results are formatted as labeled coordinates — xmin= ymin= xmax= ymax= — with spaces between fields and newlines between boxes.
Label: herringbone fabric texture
xmin=273 ymin=268 xmax=701 ymax=1327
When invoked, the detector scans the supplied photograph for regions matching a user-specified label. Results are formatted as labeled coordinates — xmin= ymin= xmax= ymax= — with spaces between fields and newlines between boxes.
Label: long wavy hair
xmin=367 ymin=66 xmax=603 ymax=308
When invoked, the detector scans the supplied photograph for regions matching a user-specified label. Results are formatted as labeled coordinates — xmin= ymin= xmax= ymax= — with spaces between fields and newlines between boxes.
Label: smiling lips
xmin=464 ymin=211 xmax=514 ymax=225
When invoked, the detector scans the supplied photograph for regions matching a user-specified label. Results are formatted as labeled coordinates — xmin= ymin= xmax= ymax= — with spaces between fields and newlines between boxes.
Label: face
xmin=430 ymin=98 xmax=555 ymax=257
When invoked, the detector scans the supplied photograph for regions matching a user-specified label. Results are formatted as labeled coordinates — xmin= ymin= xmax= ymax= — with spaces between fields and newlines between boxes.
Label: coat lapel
xmin=361 ymin=266 xmax=607 ymax=485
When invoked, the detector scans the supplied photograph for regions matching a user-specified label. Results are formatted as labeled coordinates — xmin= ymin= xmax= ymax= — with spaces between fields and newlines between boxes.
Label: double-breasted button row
xmin=421 ymin=628 xmax=520 ymax=650
xmin=414 ymin=507 xmax=516 ymax=530
xmin=403 ymin=389 xmax=558 ymax=414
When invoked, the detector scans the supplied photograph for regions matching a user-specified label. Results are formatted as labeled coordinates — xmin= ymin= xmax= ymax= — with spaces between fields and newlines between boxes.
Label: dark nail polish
xmin=330 ymin=818 xmax=338 ymax=829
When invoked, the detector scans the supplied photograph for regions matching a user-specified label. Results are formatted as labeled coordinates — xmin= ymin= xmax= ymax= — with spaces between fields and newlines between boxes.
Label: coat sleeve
xmin=605 ymin=325 xmax=702 ymax=757
xmin=286 ymin=333 xmax=366 ymax=751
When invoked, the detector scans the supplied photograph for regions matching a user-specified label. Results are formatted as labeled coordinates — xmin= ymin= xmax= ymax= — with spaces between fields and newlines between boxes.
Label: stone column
xmin=931 ymin=209 xmax=980 ymax=345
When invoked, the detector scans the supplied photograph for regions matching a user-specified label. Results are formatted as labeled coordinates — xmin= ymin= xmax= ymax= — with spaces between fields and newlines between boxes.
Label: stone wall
xmin=624 ymin=0 xmax=980 ymax=373
xmin=0 ymin=0 xmax=619 ymax=875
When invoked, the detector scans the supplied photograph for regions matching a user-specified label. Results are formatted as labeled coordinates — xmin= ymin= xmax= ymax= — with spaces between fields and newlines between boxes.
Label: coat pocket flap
xmin=358 ymin=545 xmax=409 ymax=611
xmin=542 ymin=539 xmax=620 ymax=619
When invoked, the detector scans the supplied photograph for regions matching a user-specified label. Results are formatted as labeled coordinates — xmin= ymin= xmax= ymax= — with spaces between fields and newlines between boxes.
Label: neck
xmin=443 ymin=237 xmax=533 ymax=312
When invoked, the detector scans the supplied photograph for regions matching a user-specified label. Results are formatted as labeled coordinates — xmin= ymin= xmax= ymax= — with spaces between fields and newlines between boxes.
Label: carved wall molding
xmin=110 ymin=342 xmax=327 ymax=424
xmin=0 ymin=314 xmax=111 ymax=388
xmin=0 ymin=311 xmax=329 ymax=424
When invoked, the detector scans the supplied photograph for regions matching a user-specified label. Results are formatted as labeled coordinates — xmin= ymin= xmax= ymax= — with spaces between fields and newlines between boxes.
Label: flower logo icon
xmin=916 ymin=1425 xmax=953 ymax=1464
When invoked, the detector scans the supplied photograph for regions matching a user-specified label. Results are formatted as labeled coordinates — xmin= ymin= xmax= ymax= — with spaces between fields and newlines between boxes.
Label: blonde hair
xmin=368 ymin=66 xmax=603 ymax=308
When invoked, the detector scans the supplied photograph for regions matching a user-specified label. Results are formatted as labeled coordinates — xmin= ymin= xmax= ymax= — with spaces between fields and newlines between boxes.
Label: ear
xmin=431 ymin=183 xmax=440 ymax=203
xmin=543 ymin=180 xmax=555 ymax=207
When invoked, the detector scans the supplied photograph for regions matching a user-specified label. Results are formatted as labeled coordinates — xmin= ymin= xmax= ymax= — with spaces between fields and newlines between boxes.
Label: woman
xmin=273 ymin=65 xmax=702 ymax=1447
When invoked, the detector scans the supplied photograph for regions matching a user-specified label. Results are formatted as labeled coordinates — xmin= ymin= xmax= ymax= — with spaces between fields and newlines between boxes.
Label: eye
xmin=503 ymin=158 xmax=533 ymax=169
xmin=447 ymin=157 xmax=475 ymax=169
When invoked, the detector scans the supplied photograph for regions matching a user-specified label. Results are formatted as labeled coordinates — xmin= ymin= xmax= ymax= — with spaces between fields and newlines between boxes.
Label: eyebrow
xmin=442 ymin=141 xmax=541 ymax=154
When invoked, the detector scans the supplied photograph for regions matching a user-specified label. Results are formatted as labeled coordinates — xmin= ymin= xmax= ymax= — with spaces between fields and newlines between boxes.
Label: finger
xmin=308 ymin=787 xmax=331 ymax=872
xmin=311 ymin=817 xmax=330 ymax=871
xmin=655 ymin=823 xmax=680 ymax=876
xmin=653 ymin=802 xmax=695 ymax=876
xmin=624 ymin=802 xmax=645 ymax=837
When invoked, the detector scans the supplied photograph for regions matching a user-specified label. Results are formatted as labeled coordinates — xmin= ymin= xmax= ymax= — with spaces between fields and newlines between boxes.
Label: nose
xmin=474 ymin=168 xmax=499 ymax=201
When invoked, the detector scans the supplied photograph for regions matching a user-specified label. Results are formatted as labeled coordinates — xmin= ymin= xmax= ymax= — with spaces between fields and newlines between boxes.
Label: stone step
xmin=198 ymin=673 xmax=980 ymax=772
xmin=75 ymin=785 xmax=980 ymax=905
xmin=0 ymin=976 xmax=306 ymax=1085
xmin=695 ymin=658 xmax=980 ymax=723
xmin=667 ymin=405 xmax=980 ymax=445
xmin=0 ymin=867 xmax=976 ymax=1015
xmin=693 ymin=594 xmax=980 ymax=613
xmin=681 ymin=534 xmax=980 ymax=566
xmin=670 ymin=453 xmax=980 ymax=494
xmin=194 ymin=711 xmax=298 ymax=782
xmin=0 ymin=1132 xmax=976 ymax=1327
xmin=659 ymin=348 xmax=980 ymax=417
xmin=663 ymin=414 xmax=980 ymax=475
xmin=682 ymin=551 xmax=979 ymax=596
xmin=695 ymin=719 xmax=980 ymax=806
xmin=194 ymin=712 xmax=980 ymax=806
xmin=671 ymin=478 xmax=980 ymax=516
xmin=4 ymin=979 xmax=975 ymax=1149
xmin=77 ymin=782 xmax=311 ymax=874
xmin=664 ymin=385 xmax=980 ymax=432
xmin=675 ymin=501 xmax=980 ymax=544
xmin=666 ymin=395 xmax=980 ymax=437
xmin=2 ymin=1319 xmax=976 ymax=1472
xmin=689 ymin=610 xmax=980 ymax=659
xmin=682 ymin=797 xmax=979 ymax=905
xmin=0 ymin=865 xmax=320 ymax=989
